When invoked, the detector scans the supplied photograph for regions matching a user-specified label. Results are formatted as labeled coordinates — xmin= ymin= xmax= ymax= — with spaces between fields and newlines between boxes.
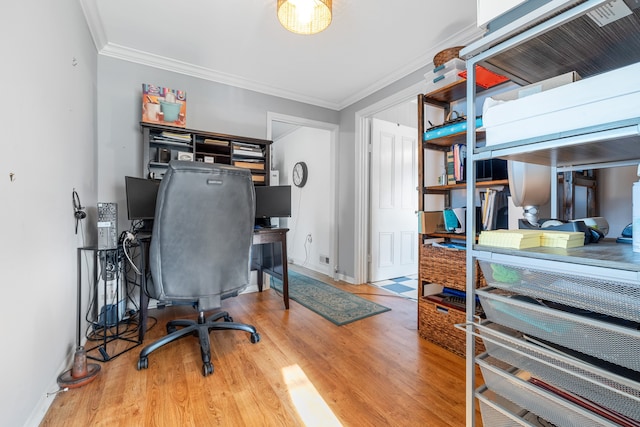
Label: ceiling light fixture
xmin=277 ymin=0 xmax=332 ymax=35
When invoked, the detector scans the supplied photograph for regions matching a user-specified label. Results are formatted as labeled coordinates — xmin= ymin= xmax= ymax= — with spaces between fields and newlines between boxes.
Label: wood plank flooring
xmin=41 ymin=267 xmax=483 ymax=426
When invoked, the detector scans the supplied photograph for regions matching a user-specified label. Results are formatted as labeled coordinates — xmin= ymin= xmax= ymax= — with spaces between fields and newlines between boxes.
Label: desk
xmin=252 ymin=228 xmax=289 ymax=309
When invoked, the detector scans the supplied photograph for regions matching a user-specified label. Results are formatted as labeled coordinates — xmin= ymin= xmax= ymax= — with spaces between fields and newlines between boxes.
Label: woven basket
xmin=418 ymin=299 xmax=486 ymax=357
xmin=419 ymin=244 xmax=486 ymax=292
xmin=433 ymin=46 xmax=465 ymax=67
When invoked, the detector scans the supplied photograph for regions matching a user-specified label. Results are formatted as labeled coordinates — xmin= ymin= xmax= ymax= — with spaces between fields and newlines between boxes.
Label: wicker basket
xmin=419 ymin=244 xmax=486 ymax=292
xmin=418 ymin=298 xmax=485 ymax=357
xmin=433 ymin=46 xmax=465 ymax=67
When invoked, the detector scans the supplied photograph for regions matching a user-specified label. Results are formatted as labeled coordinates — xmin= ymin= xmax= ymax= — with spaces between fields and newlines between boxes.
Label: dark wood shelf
xmin=423 ymin=79 xmax=488 ymax=105
xmin=424 ymin=129 xmax=485 ymax=150
xmin=424 ymin=179 xmax=508 ymax=193
xmin=141 ymin=122 xmax=271 ymax=184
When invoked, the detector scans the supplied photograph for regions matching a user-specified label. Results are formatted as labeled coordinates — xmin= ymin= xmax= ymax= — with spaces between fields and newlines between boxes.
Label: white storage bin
xmin=477 ymin=321 xmax=640 ymax=422
xmin=482 ymin=61 xmax=640 ymax=146
xmin=430 ymin=58 xmax=466 ymax=77
xmin=476 ymin=385 xmax=549 ymax=427
xmin=477 ymin=287 xmax=640 ymax=372
xmin=477 ymin=259 xmax=640 ymax=322
xmin=478 ymin=353 xmax=620 ymax=427
xmin=431 ymin=67 xmax=464 ymax=85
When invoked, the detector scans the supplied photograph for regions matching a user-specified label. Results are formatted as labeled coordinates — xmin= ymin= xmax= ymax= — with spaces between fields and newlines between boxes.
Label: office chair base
xmin=137 ymin=310 xmax=260 ymax=377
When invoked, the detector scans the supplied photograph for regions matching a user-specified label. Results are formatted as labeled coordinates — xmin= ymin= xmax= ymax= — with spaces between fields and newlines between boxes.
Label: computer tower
xmin=97 ymin=202 xmax=118 ymax=249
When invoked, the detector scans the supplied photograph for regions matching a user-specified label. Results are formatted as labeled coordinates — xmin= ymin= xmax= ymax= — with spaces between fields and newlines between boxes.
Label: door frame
xmin=354 ymin=81 xmax=426 ymax=284
xmin=267 ymin=112 xmax=340 ymax=279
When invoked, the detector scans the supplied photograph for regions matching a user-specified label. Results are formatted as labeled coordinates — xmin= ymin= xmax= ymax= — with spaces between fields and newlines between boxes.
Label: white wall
xmin=0 ymin=1 xmax=98 ymax=425
xmin=272 ymin=127 xmax=332 ymax=275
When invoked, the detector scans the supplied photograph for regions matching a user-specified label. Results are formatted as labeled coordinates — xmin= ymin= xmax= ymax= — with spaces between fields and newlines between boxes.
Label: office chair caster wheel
xmin=250 ymin=332 xmax=260 ymax=344
xmin=224 ymin=314 xmax=233 ymax=322
xmin=202 ymin=362 xmax=214 ymax=377
xmin=137 ymin=357 xmax=148 ymax=370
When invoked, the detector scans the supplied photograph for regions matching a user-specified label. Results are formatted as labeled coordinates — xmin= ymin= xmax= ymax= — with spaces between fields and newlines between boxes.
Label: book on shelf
xmin=446 ymin=151 xmax=455 ymax=184
xmin=251 ymin=175 xmax=265 ymax=183
xmin=151 ymin=133 xmax=192 ymax=145
xmin=480 ymin=188 xmax=509 ymax=231
xmin=452 ymin=143 xmax=466 ymax=182
xmin=232 ymin=148 xmax=263 ymax=158
xmin=161 ymin=131 xmax=191 ymax=141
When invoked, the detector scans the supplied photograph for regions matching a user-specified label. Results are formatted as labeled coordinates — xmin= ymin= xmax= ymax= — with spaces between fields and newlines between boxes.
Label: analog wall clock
xmin=292 ymin=161 xmax=308 ymax=188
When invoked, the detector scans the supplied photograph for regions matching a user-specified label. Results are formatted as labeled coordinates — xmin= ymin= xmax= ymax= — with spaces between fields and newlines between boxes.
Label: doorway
xmin=354 ymin=81 xmax=428 ymax=284
xmin=369 ymin=118 xmax=418 ymax=282
xmin=267 ymin=112 xmax=339 ymax=279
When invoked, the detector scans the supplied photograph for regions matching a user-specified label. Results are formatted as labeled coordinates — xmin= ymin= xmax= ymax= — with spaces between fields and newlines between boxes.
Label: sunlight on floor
xmin=282 ymin=365 xmax=343 ymax=427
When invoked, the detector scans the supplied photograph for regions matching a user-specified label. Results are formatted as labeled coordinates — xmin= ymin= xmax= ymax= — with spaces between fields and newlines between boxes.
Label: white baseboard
xmin=24 ymin=342 xmax=81 ymax=427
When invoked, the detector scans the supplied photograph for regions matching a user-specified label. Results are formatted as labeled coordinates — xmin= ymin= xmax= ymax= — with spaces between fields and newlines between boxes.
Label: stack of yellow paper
xmin=478 ymin=229 xmax=543 ymax=249
xmin=540 ymin=230 xmax=585 ymax=248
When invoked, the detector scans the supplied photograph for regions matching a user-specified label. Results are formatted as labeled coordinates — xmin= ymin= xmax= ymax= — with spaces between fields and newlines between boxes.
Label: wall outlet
xmin=319 ymin=255 xmax=330 ymax=264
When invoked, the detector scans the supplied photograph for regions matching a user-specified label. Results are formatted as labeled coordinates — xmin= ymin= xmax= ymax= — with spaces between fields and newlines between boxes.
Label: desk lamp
xmin=508 ymin=160 xmax=551 ymax=227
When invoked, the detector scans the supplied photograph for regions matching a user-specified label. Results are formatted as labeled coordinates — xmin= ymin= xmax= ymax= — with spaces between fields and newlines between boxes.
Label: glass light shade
xmin=277 ymin=0 xmax=332 ymax=35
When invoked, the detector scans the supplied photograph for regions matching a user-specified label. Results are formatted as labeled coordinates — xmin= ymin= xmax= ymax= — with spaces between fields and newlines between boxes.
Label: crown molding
xmin=82 ymin=3 xmax=483 ymax=112
xmin=337 ymin=23 xmax=484 ymax=109
xmin=79 ymin=0 xmax=107 ymax=51
xmin=99 ymin=43 xmax=342 ymax=111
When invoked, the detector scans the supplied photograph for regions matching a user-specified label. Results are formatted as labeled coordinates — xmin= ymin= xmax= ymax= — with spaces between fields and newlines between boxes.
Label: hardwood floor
xmin=41 ymin=266 xmax=483 ymax=426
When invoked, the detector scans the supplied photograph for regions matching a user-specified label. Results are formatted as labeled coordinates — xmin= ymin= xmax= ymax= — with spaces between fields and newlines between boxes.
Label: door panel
xmin=370 ymin=118 xmax=418 ymax=282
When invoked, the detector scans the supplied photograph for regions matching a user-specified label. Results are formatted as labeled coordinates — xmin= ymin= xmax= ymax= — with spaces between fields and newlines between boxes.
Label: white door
xmin=370 ymin=118 xmax=418 ymax=282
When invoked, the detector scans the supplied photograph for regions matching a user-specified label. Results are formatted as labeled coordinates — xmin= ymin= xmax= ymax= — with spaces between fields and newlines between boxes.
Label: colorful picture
xmin=142 ymin=84 xmax=187 ymax=127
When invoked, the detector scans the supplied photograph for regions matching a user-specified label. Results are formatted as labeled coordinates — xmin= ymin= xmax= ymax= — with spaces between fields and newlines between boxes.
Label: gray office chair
xmin=137 ymin=160 xmax=260 ymax=377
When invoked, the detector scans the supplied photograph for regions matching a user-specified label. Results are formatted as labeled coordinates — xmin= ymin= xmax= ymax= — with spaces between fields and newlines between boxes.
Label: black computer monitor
xmin=124 ymin=176 xmax=161 ymax=220
xmin=255 ymin=185 xmax=291 ymax=220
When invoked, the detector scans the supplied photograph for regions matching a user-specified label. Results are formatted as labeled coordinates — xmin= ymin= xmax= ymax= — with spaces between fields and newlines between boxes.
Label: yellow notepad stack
xmin=540 ymin=231 xmax=585 ymax=248
xmin=478 ymin=229 xmax=543 ymax=249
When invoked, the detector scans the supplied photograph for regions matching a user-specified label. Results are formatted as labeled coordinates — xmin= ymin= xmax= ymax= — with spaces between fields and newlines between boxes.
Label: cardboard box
xmin=491 ymin=71 xmax=581 ymax=102
xmin=419 ymin=211 xmax=445 ymax=234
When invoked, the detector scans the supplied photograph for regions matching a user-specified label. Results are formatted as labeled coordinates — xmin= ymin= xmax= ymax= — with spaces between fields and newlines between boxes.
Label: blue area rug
xmin=270 ymin=271 xmax=391 ymax=326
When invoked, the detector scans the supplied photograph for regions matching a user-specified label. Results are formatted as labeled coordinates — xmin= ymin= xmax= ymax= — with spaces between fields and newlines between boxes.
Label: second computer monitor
xmin=255 ymin=185 xmax=291 ymax=220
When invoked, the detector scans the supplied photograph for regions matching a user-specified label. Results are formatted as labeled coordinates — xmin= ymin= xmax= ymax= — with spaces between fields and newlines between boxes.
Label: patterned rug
xmin=270 ymin=271 xmax=391 ymax=326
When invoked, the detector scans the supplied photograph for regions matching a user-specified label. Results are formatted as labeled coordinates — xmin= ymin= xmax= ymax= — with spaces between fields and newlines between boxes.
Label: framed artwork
xmin=142 ymin=84 xmax=187 ymax=127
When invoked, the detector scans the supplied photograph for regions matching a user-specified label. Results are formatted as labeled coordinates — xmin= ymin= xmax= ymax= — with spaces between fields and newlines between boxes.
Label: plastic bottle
xmin=633 ymin=164 xmax=640 ymax=252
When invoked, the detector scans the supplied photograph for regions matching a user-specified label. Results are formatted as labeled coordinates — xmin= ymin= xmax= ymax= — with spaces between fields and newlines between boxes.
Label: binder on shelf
xmin=446 ymin=151 xmax=455 ymax=184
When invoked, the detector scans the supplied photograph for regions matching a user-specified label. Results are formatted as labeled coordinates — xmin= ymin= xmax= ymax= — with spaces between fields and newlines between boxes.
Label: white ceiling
xmin=80 ymin=0 xmax=481 ymax=110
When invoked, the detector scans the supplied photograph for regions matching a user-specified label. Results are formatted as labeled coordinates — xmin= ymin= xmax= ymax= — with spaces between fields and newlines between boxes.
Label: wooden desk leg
xmin=281 ymin=237 xmax=289 ymax=309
